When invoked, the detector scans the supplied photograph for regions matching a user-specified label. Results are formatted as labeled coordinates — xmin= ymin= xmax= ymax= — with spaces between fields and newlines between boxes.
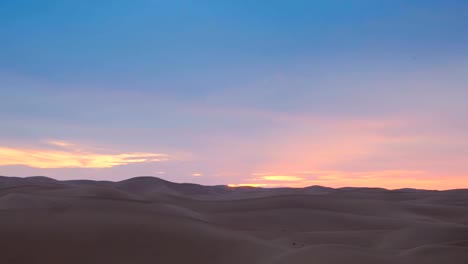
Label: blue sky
xmin=1 ymin=1 xmax=468 ymax=189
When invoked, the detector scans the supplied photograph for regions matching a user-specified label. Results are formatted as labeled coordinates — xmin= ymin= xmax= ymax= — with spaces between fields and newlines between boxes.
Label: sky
xmin=1 ymin=0 xmax=468 ymax=189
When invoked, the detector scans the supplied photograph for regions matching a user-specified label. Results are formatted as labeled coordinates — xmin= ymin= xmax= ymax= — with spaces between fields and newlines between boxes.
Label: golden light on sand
xmin=0 ymin=145 xmax=171 ymax=169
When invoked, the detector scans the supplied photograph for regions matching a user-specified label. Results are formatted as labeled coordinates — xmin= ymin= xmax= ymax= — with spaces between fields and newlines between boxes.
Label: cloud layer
xmin=0 ymin=141 xmax=171 ymax=169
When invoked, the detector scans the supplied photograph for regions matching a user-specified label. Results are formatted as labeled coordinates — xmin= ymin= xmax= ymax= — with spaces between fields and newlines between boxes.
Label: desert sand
xmin=1 ymin=176 xmax=468 ymax=264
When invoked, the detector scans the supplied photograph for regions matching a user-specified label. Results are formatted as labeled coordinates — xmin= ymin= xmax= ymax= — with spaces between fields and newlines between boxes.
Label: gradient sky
xmin=1 ymin=0 xmax=468 ymax=189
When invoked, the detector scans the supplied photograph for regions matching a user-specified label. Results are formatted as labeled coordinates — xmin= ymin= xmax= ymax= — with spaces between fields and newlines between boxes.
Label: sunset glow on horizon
xmin=1 ymin=140 xmax=467 ymax=189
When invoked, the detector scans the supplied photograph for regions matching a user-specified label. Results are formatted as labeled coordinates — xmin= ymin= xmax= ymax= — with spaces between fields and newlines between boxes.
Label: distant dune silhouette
xmin=1 ymin=175 xmax=468 ymax=264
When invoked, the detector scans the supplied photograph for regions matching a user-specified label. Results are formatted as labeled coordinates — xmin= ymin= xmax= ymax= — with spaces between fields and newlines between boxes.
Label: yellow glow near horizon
xmin=227 ymin=183 xmax=271 ymax=187
xmin=226 ymin=170 xmax=468 ymax=190
xmin=0 ymin=146 xmax=170 ymax=169
xmin=261 ymin=175 xmax=304 ymax=181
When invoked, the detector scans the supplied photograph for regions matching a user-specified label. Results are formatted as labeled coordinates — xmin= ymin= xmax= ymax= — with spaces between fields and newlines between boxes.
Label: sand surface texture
xmin=1 ymin=176 xmax=468 ymax=264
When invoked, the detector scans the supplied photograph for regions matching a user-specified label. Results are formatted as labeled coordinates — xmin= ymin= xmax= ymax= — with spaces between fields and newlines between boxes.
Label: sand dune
xmin=1 ymin=175 xmax=467 ymax=264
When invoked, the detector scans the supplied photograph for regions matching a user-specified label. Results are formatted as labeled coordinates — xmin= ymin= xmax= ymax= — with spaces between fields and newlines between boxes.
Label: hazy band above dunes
xmin=1 ymin=175 xmax=468 ymax=264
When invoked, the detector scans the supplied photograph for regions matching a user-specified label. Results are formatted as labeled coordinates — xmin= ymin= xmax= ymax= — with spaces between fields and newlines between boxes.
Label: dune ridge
xmin=1 ymin=175 xmax=468 ymax=264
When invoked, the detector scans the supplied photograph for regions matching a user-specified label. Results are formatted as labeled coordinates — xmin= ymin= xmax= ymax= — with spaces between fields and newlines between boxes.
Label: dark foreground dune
xmin=1 ymin=176 xmax=468 ymax=264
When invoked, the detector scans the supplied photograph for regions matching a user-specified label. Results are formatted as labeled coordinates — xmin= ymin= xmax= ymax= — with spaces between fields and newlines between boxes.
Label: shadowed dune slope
xmin=1 ymin=176 xmax=468 ymax=264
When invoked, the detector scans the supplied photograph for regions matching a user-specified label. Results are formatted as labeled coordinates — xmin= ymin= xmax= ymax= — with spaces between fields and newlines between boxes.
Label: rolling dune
xmin=1 ymin=176 xmax=468 ymax=264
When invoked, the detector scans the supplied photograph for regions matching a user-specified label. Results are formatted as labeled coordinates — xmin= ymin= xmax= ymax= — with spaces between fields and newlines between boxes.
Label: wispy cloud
xmin=0 ymin=140 xmax=171 ymax=169
xmin=46 ymin=140 xmax=77 ymax=148
xmin=251 ymin=172 xmax=276 ymax=176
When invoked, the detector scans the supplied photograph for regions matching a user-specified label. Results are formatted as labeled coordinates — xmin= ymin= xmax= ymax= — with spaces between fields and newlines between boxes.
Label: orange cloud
xmin=0 ymin=141 xmax=171 ymax=169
